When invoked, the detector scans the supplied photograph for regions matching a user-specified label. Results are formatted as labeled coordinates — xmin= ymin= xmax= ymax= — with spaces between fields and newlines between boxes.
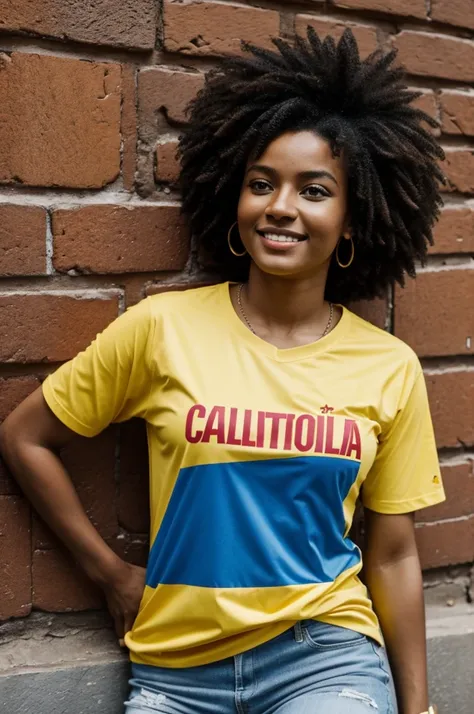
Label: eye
xmin=301 ymin=184 xmax=330 ymax=200
xmin=249 ymin=179 xmax=273 ymax=193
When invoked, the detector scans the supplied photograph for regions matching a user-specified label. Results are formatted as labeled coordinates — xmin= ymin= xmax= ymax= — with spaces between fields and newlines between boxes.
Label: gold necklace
xmin=237 ymin=283 xmax=334 ymax=340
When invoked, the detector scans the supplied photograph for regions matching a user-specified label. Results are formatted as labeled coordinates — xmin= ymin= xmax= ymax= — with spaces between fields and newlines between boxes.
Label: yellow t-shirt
xmin=42 ymin=282 xmax=445 ymax=668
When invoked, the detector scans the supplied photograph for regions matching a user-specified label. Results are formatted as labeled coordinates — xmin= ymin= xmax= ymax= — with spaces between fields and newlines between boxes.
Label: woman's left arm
xmin=363 ymin=508 xmax=429 ymax=714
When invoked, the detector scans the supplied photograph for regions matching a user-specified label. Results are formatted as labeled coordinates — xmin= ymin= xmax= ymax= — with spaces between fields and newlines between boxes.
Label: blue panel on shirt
xmin=146 ymin=455 xmax=361 ymax=589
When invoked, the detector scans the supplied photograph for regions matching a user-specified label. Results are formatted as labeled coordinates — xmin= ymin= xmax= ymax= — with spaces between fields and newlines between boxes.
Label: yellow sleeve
xmin=42 ymin=298 xmax=155 ymax=437
xmin=361 ymin=369 xmax=446 ymax=514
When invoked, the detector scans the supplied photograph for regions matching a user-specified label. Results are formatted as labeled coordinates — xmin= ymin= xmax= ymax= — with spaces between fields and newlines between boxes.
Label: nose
xmin=265 ymin=188 xmax=298 ymax=221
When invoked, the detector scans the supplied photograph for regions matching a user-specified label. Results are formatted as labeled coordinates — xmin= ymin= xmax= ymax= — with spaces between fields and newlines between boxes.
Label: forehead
xmin=252 ymin=130 xmax=345 ymax=178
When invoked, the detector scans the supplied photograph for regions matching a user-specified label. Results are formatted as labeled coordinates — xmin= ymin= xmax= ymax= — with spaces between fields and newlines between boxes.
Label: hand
xmin=101 ymin=559 xmax=147 ymax=646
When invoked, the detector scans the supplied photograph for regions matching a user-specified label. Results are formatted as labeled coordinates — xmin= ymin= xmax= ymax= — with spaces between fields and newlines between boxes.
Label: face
xmin=237 ymin=131 xmax=349 ymax=280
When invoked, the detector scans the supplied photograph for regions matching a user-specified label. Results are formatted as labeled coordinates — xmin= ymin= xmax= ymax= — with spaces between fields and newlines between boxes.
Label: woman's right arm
xmin=0 ymin=386 xmax=146 ymax=642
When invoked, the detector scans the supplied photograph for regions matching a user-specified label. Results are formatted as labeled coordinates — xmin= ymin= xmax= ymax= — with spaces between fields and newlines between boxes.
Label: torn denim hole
xmin=137 ymin=688 xmax=167 ymax=707
xmin=338 ymin=689 xmax=378 ymax=709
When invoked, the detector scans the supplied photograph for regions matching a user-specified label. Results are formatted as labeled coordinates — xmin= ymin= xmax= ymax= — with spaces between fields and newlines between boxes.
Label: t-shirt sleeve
xmin=361 ymin=367 xmax=446 ymax=514
xmin=42 ymin=298 xmax=155 ymax=437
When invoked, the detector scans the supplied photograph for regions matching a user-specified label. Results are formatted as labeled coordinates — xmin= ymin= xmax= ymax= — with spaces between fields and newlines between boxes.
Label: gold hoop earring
xmin=336 ymin=236 xmax=354 ymax=268
xmin=227 ymin=222 xmax=247 ymax=257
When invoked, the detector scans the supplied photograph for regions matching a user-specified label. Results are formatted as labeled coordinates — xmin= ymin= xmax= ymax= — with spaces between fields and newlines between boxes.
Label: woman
xmin=0 ymin=28 xmax=445 ymax=714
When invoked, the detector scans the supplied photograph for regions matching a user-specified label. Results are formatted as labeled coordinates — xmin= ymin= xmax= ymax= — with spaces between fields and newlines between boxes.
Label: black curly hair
xmin=178 ymin=27 xmax=445 ymax=302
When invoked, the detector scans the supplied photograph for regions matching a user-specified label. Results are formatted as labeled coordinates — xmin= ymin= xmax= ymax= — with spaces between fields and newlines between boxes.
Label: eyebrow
xmin=246 ymin=164 xmax=339 ymax=187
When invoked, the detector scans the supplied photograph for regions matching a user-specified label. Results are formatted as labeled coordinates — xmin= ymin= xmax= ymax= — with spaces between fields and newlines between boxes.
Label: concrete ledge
xmin=1 ymin=608 xmax=473 ymax=713
xmin=426 ymin=604 xmax=474 ymax=713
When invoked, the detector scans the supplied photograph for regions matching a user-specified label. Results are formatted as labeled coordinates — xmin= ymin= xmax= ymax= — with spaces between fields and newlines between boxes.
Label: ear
xmin=342 ymin=214 xmax=352 ymax=240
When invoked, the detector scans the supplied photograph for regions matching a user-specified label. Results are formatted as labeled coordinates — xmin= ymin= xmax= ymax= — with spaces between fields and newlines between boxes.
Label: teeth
xmin=263 ymin=233 xmax=300 ymax=243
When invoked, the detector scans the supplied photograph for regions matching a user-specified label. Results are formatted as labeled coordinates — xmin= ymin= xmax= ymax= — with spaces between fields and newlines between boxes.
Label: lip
xmin=256 ymin=227 xmax=308 ymax=251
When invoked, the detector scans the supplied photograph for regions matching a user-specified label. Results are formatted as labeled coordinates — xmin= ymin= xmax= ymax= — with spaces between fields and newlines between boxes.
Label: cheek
xmin=238 ymin=190 xmax=267 ymax=224
xmin=304 ymin=203 xmax=345 ymax=236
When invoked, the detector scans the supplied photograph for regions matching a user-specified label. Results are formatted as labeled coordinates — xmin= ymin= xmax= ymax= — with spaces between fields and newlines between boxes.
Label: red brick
xmin=416 ymin=518 xmax=474 ymax=569
xmin=112 ymin=533 xmax=149 ymax=568
xmin=0 ymin=0 xmax=157 ymax=49
xmin=347 ymin=297 xmax=388 ymax=330
xmin=0 ymin=377 xmax=40 ymax=495
xmin=0 ymin=292 xmax=119 ymax=363
xmin=118 ymin=420 xmax=149 ymax=534
xmin=394 ymin=270 xmax=474 ymax=357
xmin=0 ymin=205 xmax=46 ymax=276
xmin=418 ymin=461 xmax=474 ymax=523
xmin=425 ymin=371 xmax=474 ymax=449
xmin=430 ymin=207 xmax=474 ymax=254
xmin=163 ymin=0 xmax=280 ymax=57
xmin=412 ymin=91 xmax=439 ymax=136
xmin=0 ymin=496 xmax=31 ymax=619
xmin=122 ymin=66 xmax=138 ymax=191
xmin=392 ymin=31 xmax=474 ymax=83
xmin=32 ymin=547 xmax=103 ymax=611
xmin=138 ymin=67 xmax=204 ymax=132
xmin=442 ymin=150 xmax=474 ymax=194
xmin=145 ymin=280 xmax=216 ymax=296
xmin=440 ymin=91 xmax=474 ymax=137
xmin=33 ymin=428 xmax=118 ymax=549
xmin=431 ymin=0 xmax=474 ymax=31
xmin=331 ymin=0 xmax=426 ymax=19
xmin=295 ymin=16 xmax=378 ymax=58
xmin=52 ymin=205 xmax=190 ymax=274
xmin=0 ymin=53 xmax=121 ymax=189
xmin=155 ymin=141 xmax=180 ymax=184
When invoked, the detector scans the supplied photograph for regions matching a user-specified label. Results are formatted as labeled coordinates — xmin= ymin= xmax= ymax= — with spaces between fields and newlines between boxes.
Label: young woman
xmin=0 ymin=28 xmax=445 ymax=714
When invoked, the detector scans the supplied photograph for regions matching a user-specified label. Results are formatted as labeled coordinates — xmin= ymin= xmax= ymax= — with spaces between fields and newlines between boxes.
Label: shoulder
xmin=344 ymin=307 xmax=421 ymax=382
xmin=145 ymin=282 xmax=225 ymax=319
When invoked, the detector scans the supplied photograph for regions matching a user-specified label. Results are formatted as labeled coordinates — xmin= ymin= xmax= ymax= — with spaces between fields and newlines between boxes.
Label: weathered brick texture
xmin=394 ymin=270 xmax=474 ymax=357
xmin=138 ymin=67 xmax=205 ymax=130
xmin=440 ymin=91 xmax=474 ymax=137
xmin=431 ymin=207 xmax=474 ymax=254
xmin=0 ymin=0 xmax=473 ymax=619
xmin=32 ymin=547 xmax=103 ymax=612
xmin=0 ymin=293 xmax=120 ymax=363
xmin=331 ymin=0 xmax=426 ymax=19
xmin=425 ymin=371 xmax=474 ymax=449
xmin=0 ymin=496 xmax=32 ymax=619
xmin=52 ymin=205 xmax=190 ymax=274
xmin=442 ymin=149 xmax=474 ymax=194
xmin=155 ymin=141 xmax=180 ymax=184
xmin=0 ymin=205 xmax=46 ymax=276
xmin=0 ymin=0 xmax=157 ymax=49
xmin=163 ymin=0 xmax=280 ymax=56
xmin=416 ymin=518 xmax=474 ymax=569
xmin=392 ymin=32 xmax=474 ymax=82
xmin=0 ymin=53 xmax=121 ymax=188
xmin=430 ymin=0 xmax=474 ymax=31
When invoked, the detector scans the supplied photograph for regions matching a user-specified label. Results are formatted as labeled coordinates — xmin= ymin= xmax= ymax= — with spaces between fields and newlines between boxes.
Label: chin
xmin=250 ymin=255 xmax=308 ymax=278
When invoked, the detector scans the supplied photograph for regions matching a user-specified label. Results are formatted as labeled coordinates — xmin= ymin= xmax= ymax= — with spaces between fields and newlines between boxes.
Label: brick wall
xmin=0 ymin=0 xmax=473 ymax=621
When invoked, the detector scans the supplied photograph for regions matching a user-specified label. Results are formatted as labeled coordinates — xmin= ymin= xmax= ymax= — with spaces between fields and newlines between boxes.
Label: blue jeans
xmin=124 ymin=620 xmax=398 ymax=713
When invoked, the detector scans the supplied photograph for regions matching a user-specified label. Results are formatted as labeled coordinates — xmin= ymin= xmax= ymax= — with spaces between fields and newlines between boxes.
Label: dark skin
xmin=0 ymin=130 xmax=429 ymax=714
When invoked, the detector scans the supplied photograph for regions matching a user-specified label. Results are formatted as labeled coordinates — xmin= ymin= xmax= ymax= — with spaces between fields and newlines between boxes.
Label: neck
xmin=244 ymin=265 xmax=329 ymax=330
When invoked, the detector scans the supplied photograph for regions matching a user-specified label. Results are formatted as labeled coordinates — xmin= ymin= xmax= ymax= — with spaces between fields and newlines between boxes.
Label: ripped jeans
xmin=125 ymin=620 xmax=398 ymax=713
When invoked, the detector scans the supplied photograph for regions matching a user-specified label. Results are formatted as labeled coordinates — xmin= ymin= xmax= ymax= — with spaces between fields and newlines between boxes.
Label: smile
xmin=262 ymin=233 xmax=301 ymax=243
xmin=256 ymin=229 xmax=308 ymax=245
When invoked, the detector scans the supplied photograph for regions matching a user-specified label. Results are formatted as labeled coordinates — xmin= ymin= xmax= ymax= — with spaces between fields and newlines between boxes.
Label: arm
xmin=363 ymin=508 xmax=429 ymax=714
xmin=0 ymin=387 xmax=145 ymax=642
